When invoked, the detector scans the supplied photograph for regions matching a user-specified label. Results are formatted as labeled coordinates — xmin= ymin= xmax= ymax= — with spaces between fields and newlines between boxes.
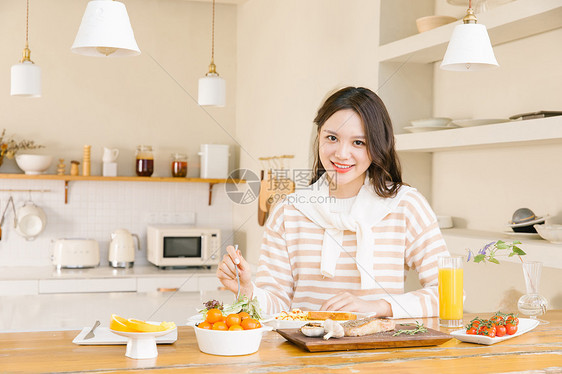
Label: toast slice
xmin=307 ymin=311 xmax=357 ymax=321
xmin=341 ymin=317 xmax=395 ymax=337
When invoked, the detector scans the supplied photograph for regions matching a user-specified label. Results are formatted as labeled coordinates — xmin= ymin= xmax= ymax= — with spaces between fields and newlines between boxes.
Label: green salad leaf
xmin=199 ymin=294 xmax=263 ymax=320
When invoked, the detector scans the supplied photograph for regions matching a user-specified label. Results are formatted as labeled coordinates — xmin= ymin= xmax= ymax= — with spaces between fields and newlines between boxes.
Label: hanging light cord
xmin=207 ymin=0 xmax=218 ymax=75
xmin=21 ymin=0 xmax=33 ymax=63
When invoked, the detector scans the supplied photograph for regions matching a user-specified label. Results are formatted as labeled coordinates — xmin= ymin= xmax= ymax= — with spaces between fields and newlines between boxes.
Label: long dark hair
xmin=311 ymin=86 xmax=403 ymax=198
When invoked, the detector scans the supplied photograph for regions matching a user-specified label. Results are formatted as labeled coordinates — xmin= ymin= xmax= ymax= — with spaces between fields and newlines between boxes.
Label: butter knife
xmin=84 ymin=320 xmax=100 ymax=340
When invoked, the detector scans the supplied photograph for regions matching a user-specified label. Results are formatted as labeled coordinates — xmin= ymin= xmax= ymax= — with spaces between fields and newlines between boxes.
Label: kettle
xmin=108 ymin=229 xmax=140 ymax=268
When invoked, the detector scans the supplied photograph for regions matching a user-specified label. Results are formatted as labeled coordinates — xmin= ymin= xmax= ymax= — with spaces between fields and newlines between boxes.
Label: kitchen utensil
xmin=73 ymin=326 xmax=177 ymax=345
xmin=258 ymin=170 xmax=268 ymax=226
xmin=416 ymin=15 xmax=456 ymax=33
xmin=234 ymin=244 xmax=240 ymax=300
xmin=51 ymin=238 xmax=100 ymax=269
xmin=108 ymin=229 xmax=140 ymax=268
xmin=102 ymin=147 xmax=120 ymax=163
xmin=84 ymin=320 xmax=100 ymax=340
xmin=0 ymin=196 xmax=17 ymax=240
xmin=110 ymin=325 xmax=178 ymax=359
xmin=451 ymin=118 xmax=508 ymax=127
xmin=199 ymin=144 xmax=230 ymax=179
xmin=534 ymin=224 xmax=562 ymax=244
xmin=187 ymin=321 xmax=273 ymax=356
xmin=450 ymin=317 xmax=538 ymax=345
xmin=15 ymin=201 xmax=47 ymax=240
xmin=509 ymin=111 xmax=562 ymax=120
xmin=276 ymin=326 xmax=451 ymax=352
xmin=15 ymin=154 xmax=53 ymax=175
xmin=438 ymin=256 xmax=463 ymax=328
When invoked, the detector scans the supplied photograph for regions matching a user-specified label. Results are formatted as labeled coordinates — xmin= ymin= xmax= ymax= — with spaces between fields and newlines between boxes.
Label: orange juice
xmin=438 ymin=268 xmax=463 ymax=321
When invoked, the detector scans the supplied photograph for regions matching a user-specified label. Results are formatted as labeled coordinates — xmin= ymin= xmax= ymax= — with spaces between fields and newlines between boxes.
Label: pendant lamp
xmin=198 ymin=0 xmax=226 ymax=107
xmin=71 ymin=0 xmax=140 ymax=57
xmin=440 ymin=0 xmax=499 ymax=71
xmin=11 ymin=0 xmax=41 ymax=98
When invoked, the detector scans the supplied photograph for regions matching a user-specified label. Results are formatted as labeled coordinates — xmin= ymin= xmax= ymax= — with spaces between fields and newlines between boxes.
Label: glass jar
xmin=136 ymin=145 xmax=154 ymax=177
xmin=171 ymin=153 xmax=188 ymax=178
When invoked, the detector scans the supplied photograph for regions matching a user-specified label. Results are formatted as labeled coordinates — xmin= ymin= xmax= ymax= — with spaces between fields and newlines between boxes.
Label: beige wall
xmin=1 ymin=0 xmax=237 ymax=177
xmin=235 ymin=0 xmax=382 ymax=263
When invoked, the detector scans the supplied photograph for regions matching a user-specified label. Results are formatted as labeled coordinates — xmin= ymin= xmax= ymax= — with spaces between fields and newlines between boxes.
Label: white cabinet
xmin=0 ymin=280 xmax=38 ymax=296
xmin=136 ymin=277 xmax=199 ymax=293
xmin=39 ymin=278 xmax=137 ymax=294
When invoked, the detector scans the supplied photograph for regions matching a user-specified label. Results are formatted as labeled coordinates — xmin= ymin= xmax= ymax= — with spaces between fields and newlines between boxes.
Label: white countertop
xmin=0 ymin=265 xmax=217 ymax=281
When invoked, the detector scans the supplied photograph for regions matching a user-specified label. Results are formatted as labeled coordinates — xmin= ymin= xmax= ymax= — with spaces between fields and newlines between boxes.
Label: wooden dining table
xmin=1 ymin=311 xmax=562 ymax=373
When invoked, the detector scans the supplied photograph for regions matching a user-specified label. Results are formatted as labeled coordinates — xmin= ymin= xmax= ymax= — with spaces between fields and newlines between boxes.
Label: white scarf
xmin=292 ymin=173 xmax=411 ymax=289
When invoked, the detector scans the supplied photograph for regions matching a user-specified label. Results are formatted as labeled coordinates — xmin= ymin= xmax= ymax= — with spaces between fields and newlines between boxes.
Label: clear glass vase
xmin=517 ymin=261 xmax=549 ymax=324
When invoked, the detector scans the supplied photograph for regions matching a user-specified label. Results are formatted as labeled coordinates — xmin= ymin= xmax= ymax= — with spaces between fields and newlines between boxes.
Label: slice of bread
xmin=307 ymin=311 xmax=357 ymax=321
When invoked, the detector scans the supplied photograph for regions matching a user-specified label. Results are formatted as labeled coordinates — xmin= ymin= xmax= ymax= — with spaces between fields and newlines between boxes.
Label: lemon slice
xmin=109 ymin=314 xmax=176 ymax=333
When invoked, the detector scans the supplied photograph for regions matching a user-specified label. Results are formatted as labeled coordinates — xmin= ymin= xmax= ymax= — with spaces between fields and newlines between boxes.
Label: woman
xmin=217 ymin=87 xmax=450 ymax=318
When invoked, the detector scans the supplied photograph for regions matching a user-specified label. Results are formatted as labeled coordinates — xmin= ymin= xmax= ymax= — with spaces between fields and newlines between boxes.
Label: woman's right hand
xmin=216 ymin=245 xmax=254 ymax=299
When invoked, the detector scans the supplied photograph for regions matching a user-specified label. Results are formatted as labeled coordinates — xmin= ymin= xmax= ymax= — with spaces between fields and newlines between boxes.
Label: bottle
xmin=171 ymin=153 xmax=188 ymax=178
xmin=136 ymin=145 xmax=154 ymax=177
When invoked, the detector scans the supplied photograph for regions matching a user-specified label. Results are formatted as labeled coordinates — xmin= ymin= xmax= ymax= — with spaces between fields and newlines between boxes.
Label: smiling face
xmin=318 ymin=109 xmax=372 ymax=198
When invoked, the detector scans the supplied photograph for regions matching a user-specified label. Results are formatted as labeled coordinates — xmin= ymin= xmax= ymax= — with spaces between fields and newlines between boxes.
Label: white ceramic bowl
xmin=187 ymin=321 xmax=272 ymax=356
xmin=410 ymin=117 xmax=452 ymax=128
xmin=15 ymin=154 xmax=53 ymax=175
xmin=534 ymin=224 xmax=562 ymax=244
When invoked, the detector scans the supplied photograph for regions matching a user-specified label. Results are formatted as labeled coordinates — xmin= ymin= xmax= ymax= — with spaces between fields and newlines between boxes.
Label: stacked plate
xmin=450 ymin=118 xmax=508 ymax=128
xmin=404 ymin=117 xmax=457 ymax=133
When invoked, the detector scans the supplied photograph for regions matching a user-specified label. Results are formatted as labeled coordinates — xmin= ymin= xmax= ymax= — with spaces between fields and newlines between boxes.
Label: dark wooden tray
xmin=276 ymin=325 xmax=452 ymax=352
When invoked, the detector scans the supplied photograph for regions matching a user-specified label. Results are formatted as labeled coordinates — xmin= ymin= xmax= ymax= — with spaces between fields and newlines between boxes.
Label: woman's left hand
xmin=320 ymin=292 xmax=392 ymax=317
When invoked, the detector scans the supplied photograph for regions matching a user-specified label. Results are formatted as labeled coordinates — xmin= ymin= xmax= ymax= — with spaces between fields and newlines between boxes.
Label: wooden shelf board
xmin=379 ymin=0 xmax=562 ymax=63
xmin=0 ymin=174 xmax=245 ymax=184
xmin=395 ymin=116 xmax=562 ymax=152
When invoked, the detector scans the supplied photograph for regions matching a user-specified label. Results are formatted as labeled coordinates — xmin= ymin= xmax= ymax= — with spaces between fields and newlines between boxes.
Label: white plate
xmin=451 ymin=119 xmax=508 ymax=127
xmin=502 ymin=231 xmax=542 ymax=240
xmin=451 ymin=318 xmax=539 ymax=345
xmin=267 ymin=311 xmax=373 ymax=330
xmin=72 ymin=326 xmax=177 ymax=345
xmin=404 ymin=125 xmax=457 ymax=133
xmin=507 ymin=216 xmax=545 ymax=228
xmin=410 ymin=117 xmax=452 ymax=127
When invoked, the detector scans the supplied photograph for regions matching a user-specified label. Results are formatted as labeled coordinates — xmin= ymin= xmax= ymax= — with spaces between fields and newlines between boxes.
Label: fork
xmin=234 ymin=244 xmax=240 ymax=301
xmin=84 ymin=320 xmax=100 ymax=340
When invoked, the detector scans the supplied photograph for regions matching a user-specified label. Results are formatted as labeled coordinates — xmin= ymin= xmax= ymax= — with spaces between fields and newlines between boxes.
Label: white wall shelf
xmin=395 ymin=116 xmax=562 ymax=152
xmin=442 ymin=228 xmax=562 ymax=269
xmin=379 ymin=0 xmax=562 ymax=63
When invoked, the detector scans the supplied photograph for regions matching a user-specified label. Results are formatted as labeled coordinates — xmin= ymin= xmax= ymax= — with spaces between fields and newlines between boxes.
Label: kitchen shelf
xmin=395 ymin=116 xmax=562 ymax=152
xmin=378 ymin=0 xmax=562 ymax=63
xmin=442 ymin=228 xmax=562 ymax=270
xmin=0 ymin=174 xmax=245 ymax=205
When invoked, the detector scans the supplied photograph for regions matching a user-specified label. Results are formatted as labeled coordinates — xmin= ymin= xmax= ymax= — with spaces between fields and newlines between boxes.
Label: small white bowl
xmin=534 ymin=224 xmax=562 ymax=244
xmin=187 ymin=321 xmax=272 ymax=356
xmin=410 ymin=117 xmax=452 ymax=128
xmin=15 ymin=154 xmax=53 ymax=175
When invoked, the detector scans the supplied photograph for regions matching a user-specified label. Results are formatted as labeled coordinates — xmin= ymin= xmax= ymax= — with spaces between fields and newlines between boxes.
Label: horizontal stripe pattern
xmin=254 ymin=188 xmax=449 ymax=318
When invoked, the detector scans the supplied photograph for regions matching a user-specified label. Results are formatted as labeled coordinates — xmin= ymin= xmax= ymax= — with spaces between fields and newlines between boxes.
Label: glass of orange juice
xmin=438 ymin=256 xmax=463 ymax=328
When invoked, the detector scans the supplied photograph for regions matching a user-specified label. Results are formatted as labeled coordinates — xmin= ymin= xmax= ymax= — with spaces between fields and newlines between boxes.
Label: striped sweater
xmin=252 ymin=187 xmax=450 ymax=318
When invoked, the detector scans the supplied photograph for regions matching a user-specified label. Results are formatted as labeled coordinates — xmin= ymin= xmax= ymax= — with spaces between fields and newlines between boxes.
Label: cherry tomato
xmin=238 ymin=312 xmax=251 ymax=320
xmin=495 ymin=324 xmax=507 ymax=337
xmin=466 ymin=327 xmax=477 ymax=335
xmin=241 ymin=318 xmax=260 ymax=330
xmin=228 ymin=325 xmax=244 ymax=331
xmin=225 ymin=314 xmax=242 ymax=328
xmin=490 ymin=315 xmax=504 ymax=325
xmin=466 ymin=318 xmax=482 ymax=330
xmin=211 ymin=321 xmax=228 ymax=330
xmin=478 ymin=324 xmax=496 ymax=338
xmin=206 ymin=309 xmax=224 ymax=324
xmin=506 ymin=323 xmax=518 ymax=335
xmin=506 ymin=315 xmax=519 ymax=326
xmin=197 ymin=321 xmax=212 ymax=330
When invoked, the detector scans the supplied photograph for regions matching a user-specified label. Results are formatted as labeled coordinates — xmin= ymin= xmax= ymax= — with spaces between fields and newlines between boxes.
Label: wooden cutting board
xmin=276 ymin=325 xmax=452 ymax=352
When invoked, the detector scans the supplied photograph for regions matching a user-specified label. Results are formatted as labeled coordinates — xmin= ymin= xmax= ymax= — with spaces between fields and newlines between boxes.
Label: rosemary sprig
xmin=393 ymin=321 xmax=428 ymax=336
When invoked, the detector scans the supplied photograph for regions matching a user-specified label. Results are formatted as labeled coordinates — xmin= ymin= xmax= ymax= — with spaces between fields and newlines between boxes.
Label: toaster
xmin=51 ymin=239 xmax=100 ymax=269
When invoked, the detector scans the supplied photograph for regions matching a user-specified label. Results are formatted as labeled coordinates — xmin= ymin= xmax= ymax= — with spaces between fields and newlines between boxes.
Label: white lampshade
xmin=71 ymin=0 xmax=140 ymax=57
xmin=198 ymin=74 xmax=226 ymax=107
xmin=441 ymin=23 xmax=499 ymax=71
xmin=11 ymin=61 xmax=41 ymax=97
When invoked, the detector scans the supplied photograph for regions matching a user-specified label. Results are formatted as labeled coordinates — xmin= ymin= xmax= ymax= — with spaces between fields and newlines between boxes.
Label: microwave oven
xmin=147 ymin=225 xmax=221 ymax=268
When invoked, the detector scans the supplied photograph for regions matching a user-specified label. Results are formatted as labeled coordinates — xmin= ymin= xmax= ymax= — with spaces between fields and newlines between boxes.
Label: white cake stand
xmin=110 ymin=327 xmax=177 ymax=359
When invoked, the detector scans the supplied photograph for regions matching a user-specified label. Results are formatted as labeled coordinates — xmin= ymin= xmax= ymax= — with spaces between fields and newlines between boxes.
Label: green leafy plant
xmin=199 ymin=294 xmax=263 ymax=320
xmin=467 ymin=240 xmax=526 ymax=264
xmin=393 ymin=321 xmax=428 ymax=336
